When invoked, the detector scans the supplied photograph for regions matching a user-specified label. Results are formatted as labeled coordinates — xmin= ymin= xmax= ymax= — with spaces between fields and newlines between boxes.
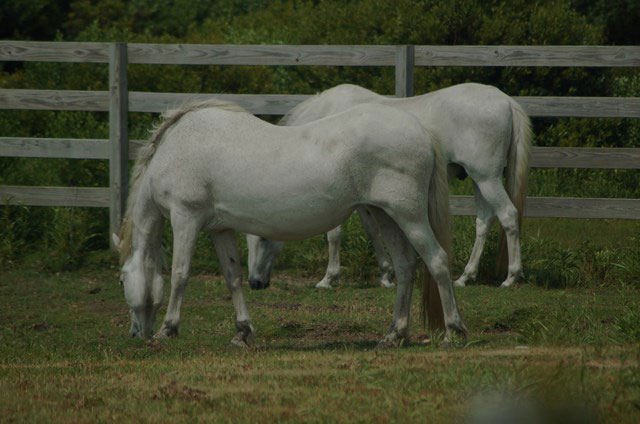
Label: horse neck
xmin=122 ymin=178 xmax=164 ymax=265
xmin=134 ymin=184 xmax=163 ymax=247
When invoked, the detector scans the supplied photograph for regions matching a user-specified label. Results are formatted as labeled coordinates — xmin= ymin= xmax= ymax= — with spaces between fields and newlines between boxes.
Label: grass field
xmin=1 ymin=250 xmax=639 ymax=423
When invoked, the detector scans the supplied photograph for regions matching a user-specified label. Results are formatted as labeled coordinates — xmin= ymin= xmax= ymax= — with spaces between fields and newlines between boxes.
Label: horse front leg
xmin=316 ymin=225 xmax=343 ymax=289
xmin=212 ymin=230 xmax=254 ymax=347
xmin=155 ymin=211 xmax=199 ymax=339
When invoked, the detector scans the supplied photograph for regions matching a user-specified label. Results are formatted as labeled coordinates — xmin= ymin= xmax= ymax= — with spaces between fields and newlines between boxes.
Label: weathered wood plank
xmin=5 ymin=140 xmax=638 ymax=171
xmin=3 ymin=42 xmax=639 ymax=67
xmin=0 ymin=41 xmax=110 ymax=63
xmin=2 ymin=188 xmax=636 ymax=219
xmin=527 ymin=197 xmax=640 ymax=219
xmin=531 ymin=147 xmax=640 ymax=169
xmin=127 ymin=44 xmax=397 ymax=66
xmin=3 ymin=90 xmax=639 ymax=118
xmin=0 ymin=186 xmax=110 ymax=207
xmin=0 ymin=137 xmax=109 ymax=159
xmin=128 ymin=92 xmax=312 ymax=114
xmin=0 ymin=89 xmax=109 ymax=111
xmin=0 ymin=137 xmax=142 ymax=159
xmin=415 ymin=45 xmax=640 ymax=67
xmin=515 ymin=96 xmax=640 ymax=118
xmin=109 ymin=43 xmax=129 ymax=247
xmin=395 ymin=45 xmax=414 ymax=98
xmin=451 ymin=196 xmax=640 ymax=219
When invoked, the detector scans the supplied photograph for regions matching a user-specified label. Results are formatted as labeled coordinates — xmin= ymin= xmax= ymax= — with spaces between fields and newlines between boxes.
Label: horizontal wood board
xmin=2 ymin=90 xmax=640 ymax=118
xmin=0 ymin=186 xmax=110 ymax=207
xmin=3 ymin=139 xmax=640 ymax=170
xmin=2 ymin=42 xmax=638 ymax=67
xmin=2 ymin=186 xmax=637 ymax=219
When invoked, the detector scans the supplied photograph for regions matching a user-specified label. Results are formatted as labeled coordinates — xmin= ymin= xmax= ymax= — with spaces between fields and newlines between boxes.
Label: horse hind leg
xmin=316 ymin=225 xmax=343 ymax=289
xmin=475 ymin=179 xmax=523 ymax=288
xmin=454 ymin=182 xmax=495 ymax=287
xmin=212 ymin=230 xmax=254 ymax=347
xmin=366 ymin=207 xmax=418 ymax=347
xmin=357 ymin=206 xmax=394 ymax=288
xmin=379 ymin=206 xmax=467 ymax=340
xmin=155 ymin=210 xmax=200 ymax=339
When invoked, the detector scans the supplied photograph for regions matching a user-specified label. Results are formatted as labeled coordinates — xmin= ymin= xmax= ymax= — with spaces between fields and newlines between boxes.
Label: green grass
xmin=1 ymin=264 xmax=639 ymax=423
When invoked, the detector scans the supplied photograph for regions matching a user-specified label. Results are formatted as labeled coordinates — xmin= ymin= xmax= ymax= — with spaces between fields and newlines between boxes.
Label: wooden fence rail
xmin=1 ymin=41 xmax=639 ymax=249
xmin=4 ymin=89 xmax=640 ymax=117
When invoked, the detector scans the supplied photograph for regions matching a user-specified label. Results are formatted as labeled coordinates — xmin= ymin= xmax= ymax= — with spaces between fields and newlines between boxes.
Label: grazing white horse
xmin=248 ymin=83 xmax=532 ymax=289
xmin=113 ymin=99 xmax=466 ymax=346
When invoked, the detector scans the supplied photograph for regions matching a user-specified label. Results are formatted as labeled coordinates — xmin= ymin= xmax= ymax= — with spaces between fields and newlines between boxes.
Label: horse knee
xmin=498 ymin=206 xmax=519 ymax=234
xmin=226 ymin=276 xmax=243 ymax=291
xmin=428 ymin=250 xmax=450 ymax=282
xmin=475 ymin=217 xmax=491 ymax=236
xmin=172 ymin=267 xmax=190 ymax=285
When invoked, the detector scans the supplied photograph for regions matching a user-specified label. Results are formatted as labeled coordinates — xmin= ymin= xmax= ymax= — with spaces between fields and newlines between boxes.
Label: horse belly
xmin=213 ymin=199 xmax=355 ymax=241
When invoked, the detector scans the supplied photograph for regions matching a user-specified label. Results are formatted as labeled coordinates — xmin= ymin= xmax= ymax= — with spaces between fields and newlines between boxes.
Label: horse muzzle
xmin=249 ymin=279 xmax=270 ymax=290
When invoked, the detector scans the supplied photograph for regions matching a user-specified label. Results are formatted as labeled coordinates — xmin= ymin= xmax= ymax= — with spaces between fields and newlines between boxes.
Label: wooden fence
xmin=1 ymin=41 xmax=639 ymax=248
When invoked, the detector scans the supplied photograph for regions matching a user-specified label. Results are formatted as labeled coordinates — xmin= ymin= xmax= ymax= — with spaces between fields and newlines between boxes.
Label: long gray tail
xmin=420 ymin=135 xmax=451 ymax=332
xmin=496 ymin=100 xmax=533 ymax=276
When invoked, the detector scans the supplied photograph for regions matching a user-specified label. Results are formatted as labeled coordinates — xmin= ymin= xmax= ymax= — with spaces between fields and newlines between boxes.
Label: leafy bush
xmin=0 ymin=0 xmax=638 ymax=284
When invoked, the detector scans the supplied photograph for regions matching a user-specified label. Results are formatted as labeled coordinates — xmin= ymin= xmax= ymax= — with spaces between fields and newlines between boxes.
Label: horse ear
xmin=112 ymin=233 xmax=122 ymax=251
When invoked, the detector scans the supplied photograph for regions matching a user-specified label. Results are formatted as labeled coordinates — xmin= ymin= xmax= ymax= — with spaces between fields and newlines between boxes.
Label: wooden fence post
xmin=109 ymin=42 xmax=129 ymax=249
xmin=395 ymin=45 xmax=414 ymax=97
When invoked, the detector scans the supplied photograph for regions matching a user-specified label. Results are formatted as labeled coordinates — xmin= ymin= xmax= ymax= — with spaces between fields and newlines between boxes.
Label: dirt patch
xmin=152 ymin=380 xmax=209 ymax=402
xmin=253 ymin=301 xmax=304 ymax=311
xmin=190 ymin=272 xmax=319 ymax=287
xmin=252 ymin=300 xmax=344 ymax=314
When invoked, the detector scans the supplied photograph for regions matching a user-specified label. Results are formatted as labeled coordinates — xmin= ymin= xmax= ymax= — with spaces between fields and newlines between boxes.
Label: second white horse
xmin=248 ymin=83 xmax=532 ymax=289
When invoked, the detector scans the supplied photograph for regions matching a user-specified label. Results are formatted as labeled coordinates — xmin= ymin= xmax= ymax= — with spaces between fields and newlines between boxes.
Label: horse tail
xmin=118 ymin=98 xmax=247 ymax=263
xmin=418 ymin=134 xmax=451 ymax=332
xmin=496 ymin=99 xmax=533 ymax=276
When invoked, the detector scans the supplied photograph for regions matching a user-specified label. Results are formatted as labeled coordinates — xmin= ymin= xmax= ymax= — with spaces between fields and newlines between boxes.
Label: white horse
xmin=113 ymin=99 xmax=466 ymax=346
xmin=248 ymin=83 xmax=532 ymax=289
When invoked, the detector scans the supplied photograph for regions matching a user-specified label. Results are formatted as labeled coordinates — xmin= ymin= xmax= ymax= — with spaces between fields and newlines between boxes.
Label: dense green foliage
xmin=0 ymin=0 xmax=639 ymax=283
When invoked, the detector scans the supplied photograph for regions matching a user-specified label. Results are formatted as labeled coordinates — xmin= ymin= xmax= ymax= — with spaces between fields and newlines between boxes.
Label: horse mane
xmin=118 ymin=98 xmax=248 ymax=263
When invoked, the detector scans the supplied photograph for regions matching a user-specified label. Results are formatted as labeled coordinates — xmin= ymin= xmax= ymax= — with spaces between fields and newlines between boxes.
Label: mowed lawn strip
xmin=1 ymin=268 xmax=639 ymax=422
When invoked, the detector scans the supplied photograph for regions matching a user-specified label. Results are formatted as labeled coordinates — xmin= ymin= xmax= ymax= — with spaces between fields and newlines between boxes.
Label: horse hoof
xmin=380 ymin=280 xmax=395 ymax=288
xmin=249 ymin=279 xmax=270 ymax=290
xmin=376 ymin=332 xmax=407 ymax=349
xmin=499 ymin=278 xmax=518 ymax=288
xmin=154 ymin=324 xmax=178 ymax=339
xmin=230 ymin=338 xmax=248 ymax=348
xmin=315 ymin=281 xmax=332 ymax=289
xmin=445 ymin=323 xmax=468 ymax=343
xmin=376 ymin=341 xmax=395 ymax=350
xmin=453 ymin=276 xmax=467 ymax=287
xmin=230 ymin=334 xmax=253 ymax=348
